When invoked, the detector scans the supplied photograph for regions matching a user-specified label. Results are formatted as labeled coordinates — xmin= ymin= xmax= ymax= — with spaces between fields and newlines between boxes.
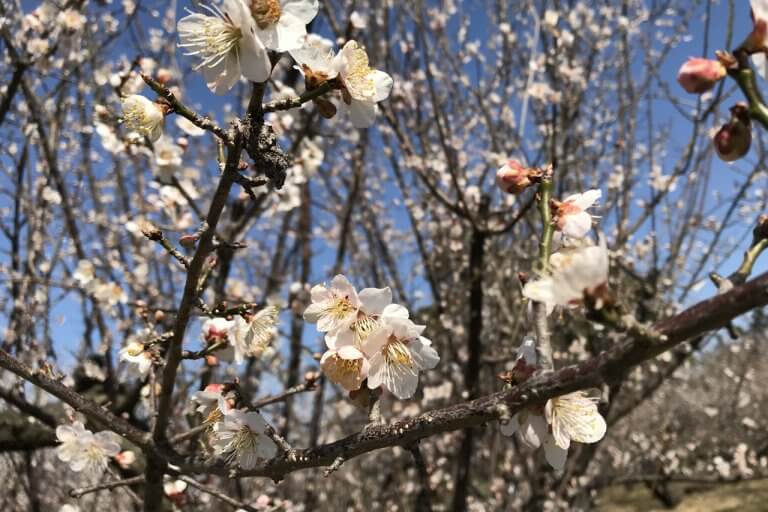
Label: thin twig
xmin=69 ymin=475 xmax=145 ymax=498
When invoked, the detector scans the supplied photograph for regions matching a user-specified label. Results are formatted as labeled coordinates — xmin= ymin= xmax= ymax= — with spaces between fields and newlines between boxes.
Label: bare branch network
xmin=3 ymin=1 xmax=768 ymax=511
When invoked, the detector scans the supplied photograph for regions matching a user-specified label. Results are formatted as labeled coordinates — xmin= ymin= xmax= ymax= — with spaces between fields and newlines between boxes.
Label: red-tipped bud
xmin=496 ymin=160 xmax=533 ymax=194
xmin=179 ymin=234 xmax=198 ymax=248
xmin=677 ymin=58 xmax=726 ymax=94
xmin=714 ymin=104 xmax=752 ymax=162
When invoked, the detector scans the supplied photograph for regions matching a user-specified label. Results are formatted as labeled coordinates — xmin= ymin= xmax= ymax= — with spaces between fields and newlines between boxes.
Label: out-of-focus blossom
xmin=231 ymin=306 xmax=280 ymax=363
xmin=523 ymin=236 xmax=609 ymax=309
xmin=119 ymin=341 xmax=153 ymax=376
xmin=121 ymin=95 xmax=164 ymax=141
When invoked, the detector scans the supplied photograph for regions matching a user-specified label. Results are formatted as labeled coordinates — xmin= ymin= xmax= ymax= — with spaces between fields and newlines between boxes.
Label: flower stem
xmin=534 ymin=176 xmax=555 ymax=371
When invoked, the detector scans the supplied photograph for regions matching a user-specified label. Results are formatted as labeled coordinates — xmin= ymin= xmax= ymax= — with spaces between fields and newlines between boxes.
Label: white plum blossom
xmin=334 ymin=41 xmax=393 ymax=128
xmin=191 ymin=383 xmax=227 ymax=419
xmin=175 ymin=116 xmax=206 ymax=137
xmin=230 ymin=306 xmax=280 ymax=363
xmin=153 ymin=136 xmax=183 ymax=179
xmin=202 ymin=317 xmax=236 ymax=344
xmin=303 ymin=274 xmax=361 ymax=334
xmin=121 ymin=95 xmax=164 ymax=142
xmin=545 ymin=391 xmax=607 ymax=452
xmin=178 ymin=0 xmax=271 ymax=94
xmin=251 ymin=0 xmax=319 ymax=52
xmin=320 ymin=344 xmax=370 ymax=391
xmin=211 ymin=401 xmax=278 ymax=469
xmin=523 ymin=236 xmax=609 ymax=309
xmin=500 ymin=407 xmax=568 ymax=470
xmin=326 ymin=286 xmax=405 ymax=350
xmin=291 ymin=40 xmax=393 ymax=127
xmin=498 ymin=339 xmax=569 ymax=470
xmin=119 ymin=341 xmax=153 ymax=376
xmin=363 ymin=316 xmax=439 ymax=399
xmin=73 ymin=260 xmax=95 ymax=288
xmin=552 ymin=189 xmax=601 ymax=239
xmin=56 ymin=422 xmax=121 ymax=476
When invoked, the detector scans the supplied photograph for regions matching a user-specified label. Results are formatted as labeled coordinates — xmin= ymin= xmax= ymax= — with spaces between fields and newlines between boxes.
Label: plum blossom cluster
xmin=303 ymin=275 xmax=439 ymax=399
xmin=56 ymin=422 xmax=122 ymax=476
xmin=172 ymin=0 xmax=393 ymax=127
xmin=675 ymin=1 xmax=768 ymax=162
xmin=201 ymin=306 xmax=281 ymax=364
xmin=190 ymin=385 xmax=278 ymax=469
xmin=498 ymin=339 xmax=606 ymax=470
xmin=523 ymin=235 xmax=610 ymax=314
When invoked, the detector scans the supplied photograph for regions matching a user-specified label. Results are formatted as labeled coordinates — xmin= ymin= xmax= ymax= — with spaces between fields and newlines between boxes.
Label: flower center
xmin=181 ymin=15 xmax=242 ymax=69
xmin=383 ymin=336 xmax=413 ymax=368
xmin=343 ymin=42 xmax=376 ymax=101
xmin=351 ymin=313 xmax=380 ymax=346
xmin=232 ymin=426 xmax=260 ymax=455
xmin=205 ymin=408 xmax=224 ymax=425
xmin=251 ymin=0 xmax=281 ymax=29
xmin=324 ymin=353 xmax=363 ymax=382
xmin=123 ymin=105 xmax=155 ymax=134
xmin=325 ymin=295 xmax=356 ymax=320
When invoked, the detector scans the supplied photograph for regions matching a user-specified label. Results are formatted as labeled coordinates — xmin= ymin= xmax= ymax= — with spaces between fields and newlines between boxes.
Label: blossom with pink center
xmin=552 ymin=189 xmax=601 ymax=239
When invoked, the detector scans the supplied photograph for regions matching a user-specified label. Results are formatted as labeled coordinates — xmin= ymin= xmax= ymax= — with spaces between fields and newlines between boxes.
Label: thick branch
xmin=176 ymin=270 xmax=768 ymax=480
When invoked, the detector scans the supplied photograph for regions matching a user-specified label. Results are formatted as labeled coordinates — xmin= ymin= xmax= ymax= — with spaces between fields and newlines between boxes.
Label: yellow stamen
xmin=383 ymin=336 xmax=413 ymax=368
xmin=251 ymin=0 xmax=281 ymax=29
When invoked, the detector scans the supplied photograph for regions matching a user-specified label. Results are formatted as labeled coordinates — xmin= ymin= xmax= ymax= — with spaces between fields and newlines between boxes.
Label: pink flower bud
xmin=496 ymin=160 xmax=533 ymax=194
xmin=204 ymin=383 xmax=225 ymax=394
xmin=714 ymin=104 xmax=752 ymax=162
xmin=179 ymin=234 xmax=198 ymax=248
xmin=677 ymin=58 xmax=726 ymax=94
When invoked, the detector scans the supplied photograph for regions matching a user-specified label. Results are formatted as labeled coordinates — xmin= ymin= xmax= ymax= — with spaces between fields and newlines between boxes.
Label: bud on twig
xmin=714 ymin=103 xmax=751 ymax=162
xmin=496 ymin=161 xmax=548 ymax=194
xmin=677 ymin=57 xmax=726 ymax=94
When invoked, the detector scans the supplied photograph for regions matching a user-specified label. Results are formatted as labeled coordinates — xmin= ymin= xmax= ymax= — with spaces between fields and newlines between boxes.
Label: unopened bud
xmin=677 ymin=57 xmax=726 ymax=94
xmin=154 ymin=310 xmax=165 ymax=323
xmin=139 ymin=219 xmax=162 ymax=240
xmin=179 ymin=234 xmax=198 ymax=248
xmin=714 ymin=103 xmax=751 ymax=162
xmin=496 ymin=160 xmax=534 ymax=194
xmin=304 ymin=371 xmax=320 ymax=385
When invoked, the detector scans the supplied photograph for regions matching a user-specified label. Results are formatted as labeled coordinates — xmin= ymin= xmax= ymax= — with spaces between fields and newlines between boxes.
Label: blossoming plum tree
xmin=2 ymin=1 xmax=768 ymax=511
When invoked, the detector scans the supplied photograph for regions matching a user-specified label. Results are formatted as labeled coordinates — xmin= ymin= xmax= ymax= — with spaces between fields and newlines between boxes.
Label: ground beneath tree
xmin=596 ymin=478 xmax=768 ymax=511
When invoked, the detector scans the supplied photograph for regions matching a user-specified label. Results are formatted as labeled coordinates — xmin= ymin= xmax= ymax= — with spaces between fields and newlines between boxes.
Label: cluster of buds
xmin=714 ymin=103 xmax=752 ymax=162
xmin=495 ymin=161 xmax=551 ymax=195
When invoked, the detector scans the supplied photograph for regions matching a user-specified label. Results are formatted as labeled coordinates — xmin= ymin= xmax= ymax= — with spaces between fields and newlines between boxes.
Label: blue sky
xmin=3 ymin=0 xmax=766 ymax=380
